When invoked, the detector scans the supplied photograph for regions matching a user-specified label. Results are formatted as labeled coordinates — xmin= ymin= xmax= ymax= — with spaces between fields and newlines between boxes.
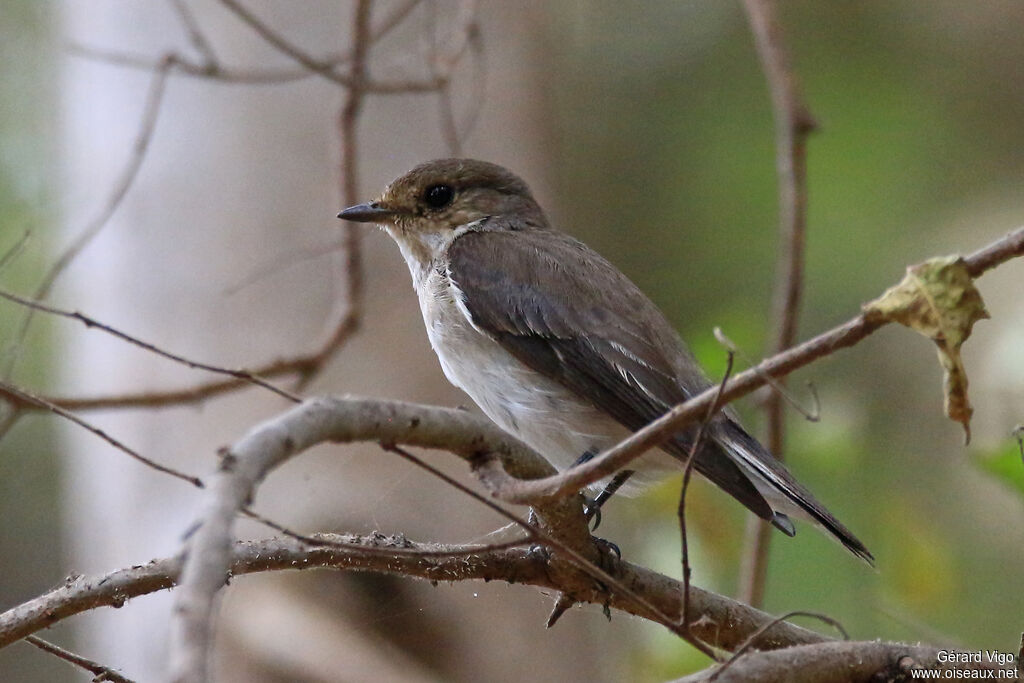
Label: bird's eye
xmin=423 ymin=184 xmax=454 ymax=209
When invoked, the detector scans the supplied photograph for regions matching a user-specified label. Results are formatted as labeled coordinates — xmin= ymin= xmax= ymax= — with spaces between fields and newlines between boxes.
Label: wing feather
xmin=447 ymin=224 xmax=774 ymax=520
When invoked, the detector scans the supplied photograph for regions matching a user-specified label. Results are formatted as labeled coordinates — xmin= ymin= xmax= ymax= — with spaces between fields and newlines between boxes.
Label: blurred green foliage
xmin=978 ymin=440 xmax=1024 ymax=497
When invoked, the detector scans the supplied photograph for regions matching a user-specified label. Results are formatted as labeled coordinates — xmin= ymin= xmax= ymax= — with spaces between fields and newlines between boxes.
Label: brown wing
xmin=446 ymin=222 xmax=774 ymax=521
xmin=447 ymin=222 xmax=873 ymax=563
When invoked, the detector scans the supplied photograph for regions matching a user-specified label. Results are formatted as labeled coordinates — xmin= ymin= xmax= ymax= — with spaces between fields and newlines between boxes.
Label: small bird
xmin=339 ymin=158 xmax=872 ymax=563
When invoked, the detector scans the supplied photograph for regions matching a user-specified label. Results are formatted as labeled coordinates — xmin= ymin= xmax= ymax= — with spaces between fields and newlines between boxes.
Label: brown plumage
xmin=339 ymin=158 xmax=873 ymax=564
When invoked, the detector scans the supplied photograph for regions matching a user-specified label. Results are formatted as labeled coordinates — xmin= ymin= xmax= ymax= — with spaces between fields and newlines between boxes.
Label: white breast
xmin=416 ymin=268 xmax=626 ymax=473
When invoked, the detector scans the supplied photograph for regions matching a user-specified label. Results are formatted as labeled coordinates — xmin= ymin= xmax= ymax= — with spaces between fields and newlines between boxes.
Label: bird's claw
xmin=582 ymin=497 xmax=603 ymax=531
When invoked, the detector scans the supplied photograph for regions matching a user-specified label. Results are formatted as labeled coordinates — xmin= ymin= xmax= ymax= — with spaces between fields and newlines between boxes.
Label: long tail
xmin=709 ymin=420 xmax=874 ymax=565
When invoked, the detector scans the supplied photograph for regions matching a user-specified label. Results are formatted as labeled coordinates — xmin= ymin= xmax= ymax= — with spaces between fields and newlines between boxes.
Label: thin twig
xmin=739 ymin=0 xmax=818 ymax=609
xmin=714 ymin=327 xmax=820 ymax=421
xmin=0 ymin=380 xmax=203 ymax=488
xmin=0 ymin=288 xmax=300 ymax=403
xmin=24 ymin=635 xmax=135 ymax=683
xmin=217 ymin=0 xmax=362 ymax=89
xmin=457 ymin=16 xmax=486 ymax=148
xmin=0 ymin=229 xmax=31 ymax=272
xmin=68 ymin=44 xmax=316 ymax=84
xmin=0 ymin=406 xmax=21 ymax=441
xmin=430 ymin=0 xmax=481 ymax=155
xmin=383 ymin=444 xmax=542 ymax=539
xmin=437 ymin=81 xmax=462 ymax=156
xmin=19 ymin=341 xmax=354 ymax=412
xmin=369 ymin=0 xmax=424 ymax=43
xmin=678 ymin=351 xmax=735 ymax=657
xmin=68 ymin=0 xmax=423 ymax=88
xmin=240 ymin=507 xmax=529 ymax=559
xmin=303 ymin=0 xmax=372 ymax=395
xmin=169 ymin=0 xmax=217 ymax=65
xmin=219 ymin=0 xmax=469 ymax=94
xmin=38 ymin=1 xmax=482 ymax=411
xmin=5 ymin=58 xmax=172 ymax=380
xmin=711 ymin=610 xmax=848 ymax=681
xmin=221 ymin=238 xmax=347 ymax=296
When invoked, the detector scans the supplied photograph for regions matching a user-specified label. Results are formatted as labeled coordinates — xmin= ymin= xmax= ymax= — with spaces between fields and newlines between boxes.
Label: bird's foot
xmin=581 ymin=496 xmax=603 ymax=531
xmin=592 ymin=535 xmax=622 ymax=568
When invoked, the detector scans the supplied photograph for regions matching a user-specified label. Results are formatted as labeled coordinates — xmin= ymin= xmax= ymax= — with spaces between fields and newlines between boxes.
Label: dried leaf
xmin=862 ymin=256 xmax=989 ymax=442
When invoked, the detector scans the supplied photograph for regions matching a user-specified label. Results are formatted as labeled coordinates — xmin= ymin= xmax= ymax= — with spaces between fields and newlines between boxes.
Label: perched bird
xmin=339 ymin=158 xmax=872 ymax=563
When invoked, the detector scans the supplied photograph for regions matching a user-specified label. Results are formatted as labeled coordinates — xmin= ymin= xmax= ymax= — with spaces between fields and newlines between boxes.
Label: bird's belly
xmin=419 ymin=277 xmax=625 ymax=472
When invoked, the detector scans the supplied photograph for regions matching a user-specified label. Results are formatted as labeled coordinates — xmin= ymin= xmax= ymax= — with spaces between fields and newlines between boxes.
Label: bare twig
xmin=169 ymin=0 xmax=217 ymax=66
xmin=68 ymin=44 xmax=316 ymax=84
xmin=221 ymin=238 xmax=346 ymax=296
xmin=37 ymin=1 xmax=484 ymax=413
xmin=711 ymin=610 xmax=847 ymax=681
xmin=0 ymin=406 xmax=21 ymax=441
xmin=0 ymin=380 xmax=203 ymax=487
xmin=0 ymin=289 xmax=300 ymax=404
xmin=69 ymin=0 xmax=423 ymax=87
xmin=472 ymin=227 xmax=1024 ymax=506
xmin=15 ymin=313 xmax=359 ymax=413
xmin=437 ymin=81 xmax=462 ymax=156
xmin=219 ymin=0 xmax=472 ymax=95
xmin=240 ymin=507 xmax=529 ymax=559
xmin=216 ymin=0 xmax=442 ymax=94
xmin=431 ymin=0 xmax=481 ymax=155
xmin=678 ymin=350 xmax=734 ymax=658
xmin=23 ymin=635 xmax=135 ymax=683
xmin=368 ymin=0 xmax=423 ymax=43
xmin=5 ymin=58 xmax=172 ymax=379
xmin=311 ymin=0 xmax=373 ymax=394
xmin=218 ymin=0 xmax=358 ymax=87
xmin=0 ymin=229 xmax=31 ymax=272
xmin=714 ymin=327 xmax=820 ymax=421
xmin=739 ymin=0 xmax=818 ymax=609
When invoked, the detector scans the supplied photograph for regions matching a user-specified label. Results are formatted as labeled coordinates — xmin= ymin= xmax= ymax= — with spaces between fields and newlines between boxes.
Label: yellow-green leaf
xmin=976 ymin=435 xmax=1024 ymax=497
xmin=862 ymin=256 xmax=990 ymax=442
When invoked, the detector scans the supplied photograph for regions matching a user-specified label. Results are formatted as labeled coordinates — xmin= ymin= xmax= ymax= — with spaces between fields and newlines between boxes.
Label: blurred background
xmin=1 ymin=1 xmax=1023 ymax=681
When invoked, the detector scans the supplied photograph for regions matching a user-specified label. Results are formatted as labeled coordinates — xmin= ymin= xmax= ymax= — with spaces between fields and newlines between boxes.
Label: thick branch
xmin=6 ymin=533 xmax=1010 ymax=681
xmin=674 ymin=640 xmax=1013 ymax=682
xmin=1 ymin=535 xmax=825 ymax=654
xmin=165 ymin=397 xmax=591 ymax=682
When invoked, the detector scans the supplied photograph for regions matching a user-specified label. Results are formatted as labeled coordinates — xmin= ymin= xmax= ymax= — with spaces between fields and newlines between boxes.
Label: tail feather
xmin=715 ymin=421 xmax=874 ymax=565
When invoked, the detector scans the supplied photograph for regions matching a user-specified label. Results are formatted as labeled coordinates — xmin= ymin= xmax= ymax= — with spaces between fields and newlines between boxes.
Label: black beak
xmin=337 ymin=202 xmax=396 ymax=223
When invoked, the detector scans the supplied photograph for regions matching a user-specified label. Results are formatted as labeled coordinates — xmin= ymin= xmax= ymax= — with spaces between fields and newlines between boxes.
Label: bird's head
xmin=338 ymin=158 xmax=546 ymax=263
